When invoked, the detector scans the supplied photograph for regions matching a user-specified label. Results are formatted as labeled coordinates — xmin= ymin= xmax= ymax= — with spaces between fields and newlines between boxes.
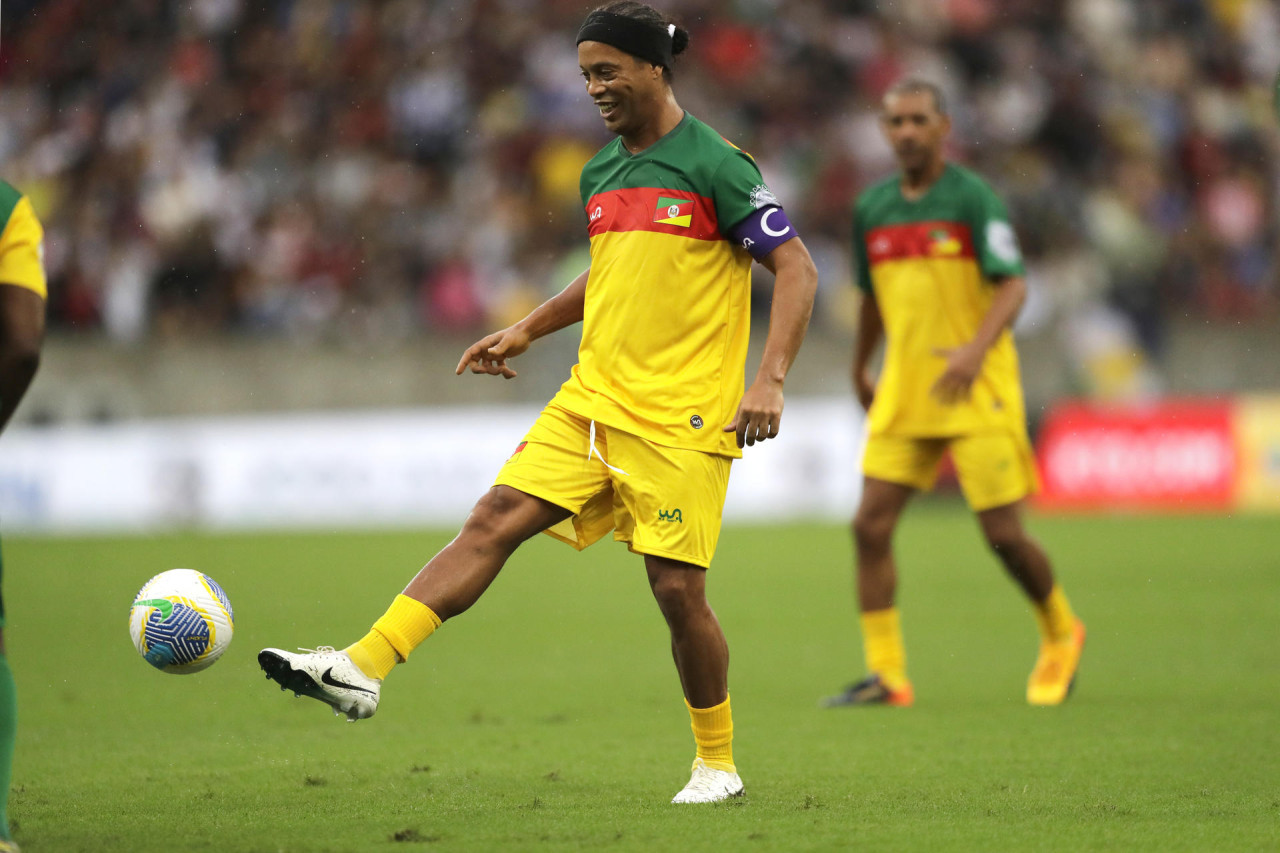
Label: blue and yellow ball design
xmin=129 ymin=569 xmax=235 ymax=674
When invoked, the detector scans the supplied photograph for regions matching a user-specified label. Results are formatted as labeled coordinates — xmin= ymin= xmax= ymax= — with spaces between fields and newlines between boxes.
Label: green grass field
xmin=4 ymin=504 xmax=1278 ymax=851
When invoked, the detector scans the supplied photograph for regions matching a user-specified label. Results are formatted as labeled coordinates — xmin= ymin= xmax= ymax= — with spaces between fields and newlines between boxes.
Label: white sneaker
xmin=671 ymin=758 xmax=745 ymax=804
xmin=258 ymin=646 xmax=380 ymax=721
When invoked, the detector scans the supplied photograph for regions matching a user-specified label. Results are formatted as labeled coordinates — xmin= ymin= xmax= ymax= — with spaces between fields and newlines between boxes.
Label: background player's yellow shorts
xmin=494 ymin=405 xmax=732 ymax=569
xmin=861 ymin=429 xmax=1040 ymax=511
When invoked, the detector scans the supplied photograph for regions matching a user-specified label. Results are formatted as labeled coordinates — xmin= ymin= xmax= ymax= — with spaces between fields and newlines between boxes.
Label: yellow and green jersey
xmin=0 ymin=181 xmax=46 ymax=299
xmin=853 ymin=164 xmax=1025 ymax=437
xmin=550 ymin=113 xmax=772 ymax=458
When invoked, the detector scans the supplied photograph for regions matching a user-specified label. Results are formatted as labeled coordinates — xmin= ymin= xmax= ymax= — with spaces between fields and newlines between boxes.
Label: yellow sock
xmin=861 ymin=607 xmax=908 ymax=690
xmin=687 ymin=695 xmax=735 ymax=773
xmin=343 ymin=594 xmax=442 ymax=680
xmin=1033 ymin=584 xmax=1077 ymax=644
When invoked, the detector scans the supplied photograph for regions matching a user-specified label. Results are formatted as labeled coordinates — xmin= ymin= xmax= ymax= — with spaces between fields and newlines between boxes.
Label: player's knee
xmin=983 ymin=526 xmax=1026 ymax=561
xmin=852 ymin=509 xmax=894 ymax=553
xmin=648 ymin=570 xmax=702 ymax=620
xmin=462 ymin=488 xmax=532 ymax=548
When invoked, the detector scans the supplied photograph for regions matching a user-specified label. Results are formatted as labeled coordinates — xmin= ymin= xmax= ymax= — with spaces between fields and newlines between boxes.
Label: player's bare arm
xmin=0 ymin=284 xmax=45 ymax=432
xmin=852 ymin=289 xmax=884 ymax=412
xmin=723 ymin=236 xmax=816 ymax=448
xmin=456 ymin=267 xmax=590 ymax=379
xmin=931 ymin=274 xmax=1026 ymax=404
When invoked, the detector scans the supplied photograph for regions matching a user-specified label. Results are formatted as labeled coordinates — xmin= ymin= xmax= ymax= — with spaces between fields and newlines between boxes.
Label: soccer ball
xmin=129 ymin=569 xmax=235 ymax=674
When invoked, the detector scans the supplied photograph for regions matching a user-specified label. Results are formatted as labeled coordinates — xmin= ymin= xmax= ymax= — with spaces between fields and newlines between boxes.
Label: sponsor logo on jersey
xmin=690 ymin=415 xmax=704 ymax=429
xmin=654 ymin=196 xmax=694 ymax=227
xmin=985 ymin=220 xmax=1022 ymax=264
xmin=657 ymin=508 xmax=684 ymax=523
xmin=749 ymin=184 xmax=778 ymax=209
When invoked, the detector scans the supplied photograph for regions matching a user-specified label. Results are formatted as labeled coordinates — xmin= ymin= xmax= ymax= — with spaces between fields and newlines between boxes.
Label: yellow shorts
xmin=861 ymin=429 xmax=1040 ymax=511
xmin=494 ymin=405 xmax=733 ymax=569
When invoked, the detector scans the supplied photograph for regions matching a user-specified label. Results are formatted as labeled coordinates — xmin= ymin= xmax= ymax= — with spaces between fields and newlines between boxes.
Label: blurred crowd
xmin=0 ymin=0 xmax=1276 ymax=393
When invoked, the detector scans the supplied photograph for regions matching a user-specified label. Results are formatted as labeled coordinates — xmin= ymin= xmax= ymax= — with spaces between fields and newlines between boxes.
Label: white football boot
xmin=670 ymin=758 xmax=745 ymax=804
xmin=258 ymin=646 xmax=380 ymax=721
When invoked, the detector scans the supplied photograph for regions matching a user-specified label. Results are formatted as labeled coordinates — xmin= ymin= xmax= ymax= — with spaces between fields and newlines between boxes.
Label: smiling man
xmin=259 ymin=1 xmax=817 ymax=804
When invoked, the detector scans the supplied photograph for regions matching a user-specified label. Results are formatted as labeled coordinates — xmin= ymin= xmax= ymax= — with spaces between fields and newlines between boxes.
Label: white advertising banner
xmin=0 ymin=399 xmax=864 ymax=534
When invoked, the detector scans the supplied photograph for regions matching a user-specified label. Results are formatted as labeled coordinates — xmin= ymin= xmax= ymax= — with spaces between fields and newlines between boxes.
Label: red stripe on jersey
xmin=865 ymin=221 xmax=974 ymax=265
xmin=586 ymin=188 xmax=721 ymax=241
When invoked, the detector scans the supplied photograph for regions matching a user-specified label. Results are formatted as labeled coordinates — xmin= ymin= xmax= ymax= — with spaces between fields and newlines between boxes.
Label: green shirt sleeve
xmin=968 ymin=179 xmax=1025 ymax=279
xmin=852 ymin=203 xmax=872 ymax=294
xmin=711 ymin=149 xmax=771 ymax=232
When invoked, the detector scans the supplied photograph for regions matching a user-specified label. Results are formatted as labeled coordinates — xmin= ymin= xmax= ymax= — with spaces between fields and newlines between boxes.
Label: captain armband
xmin=727 ymin=206 xmax=798 ymax=261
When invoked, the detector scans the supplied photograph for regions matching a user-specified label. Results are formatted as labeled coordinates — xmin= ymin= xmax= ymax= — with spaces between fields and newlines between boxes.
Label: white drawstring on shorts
xmin=588 ymin=420 xmax=629 ymax=476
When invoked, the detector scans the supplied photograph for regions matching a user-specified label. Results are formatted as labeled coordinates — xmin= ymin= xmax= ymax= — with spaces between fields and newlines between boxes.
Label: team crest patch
xmin=654 ymin=196 xmax=694 ymax=227
xmin=928 ymin=228 xmax=963 ymax=256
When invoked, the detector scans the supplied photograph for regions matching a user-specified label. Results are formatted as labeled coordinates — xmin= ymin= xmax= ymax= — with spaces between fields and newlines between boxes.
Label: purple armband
xmin=727 ymin=205 xmax=798 ymax=261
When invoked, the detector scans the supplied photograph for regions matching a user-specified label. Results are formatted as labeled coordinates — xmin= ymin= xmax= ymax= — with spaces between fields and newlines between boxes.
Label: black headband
xmin=576 ymin=11 xmax=674 ymax=69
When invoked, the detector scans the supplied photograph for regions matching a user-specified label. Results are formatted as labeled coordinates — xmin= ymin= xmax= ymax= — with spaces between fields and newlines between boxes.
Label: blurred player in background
xmin=260 ymin=1 xmax=816 ymax=804
xmin=825 ymin=79 xmax=1084 ymax=709
xmin=0 ymin=181 xmax=47 ymax=853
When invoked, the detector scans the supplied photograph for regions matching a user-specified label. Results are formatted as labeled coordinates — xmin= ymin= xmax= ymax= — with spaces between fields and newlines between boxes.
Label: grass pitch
xmin=6 ymin=505 xmax=1278 ymax=851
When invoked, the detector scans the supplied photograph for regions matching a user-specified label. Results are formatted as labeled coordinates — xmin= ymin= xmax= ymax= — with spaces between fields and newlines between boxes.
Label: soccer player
xmin=259 ymin=1 xmax=817 ymax=804
xmin=0 ymin=181 xmax=47 ymax=853
xmin=824 ymin=79 xmax=1084 ymax=709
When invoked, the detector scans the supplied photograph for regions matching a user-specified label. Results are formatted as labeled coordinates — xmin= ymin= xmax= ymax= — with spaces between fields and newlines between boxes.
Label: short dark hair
xmin=588 ymin=2 xmax=689 ymax=81
xmin=884 ymin=78 xmax=948 ymax=116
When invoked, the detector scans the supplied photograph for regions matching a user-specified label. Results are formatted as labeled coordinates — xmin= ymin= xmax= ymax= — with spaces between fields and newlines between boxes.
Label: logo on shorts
xmin=689 ymin=415 xmax=703 ymax=429
xmin=658 ymin=509 xmax=683 ymax=523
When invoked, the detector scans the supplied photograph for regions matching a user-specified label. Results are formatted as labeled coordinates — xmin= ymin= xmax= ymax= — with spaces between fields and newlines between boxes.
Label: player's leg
xmin=646 ymin=555 xmax=743 ymax=804
xmin=975 ymin=500 xmax=1054 ymax=601
xmin=976 ymin=501 xmax=1084 ymax=704
xmin=603 ymin=430 xmax=740 ymax=802
xmin=825 ymin=476 xmax=916 ymax=706
xmin=954 ymin=431 xmax=1085 ymax=705
xmin=259 ymin=486 xmax=570 ymax=719
xmin=260 ymin=405 xmax=604 ymax=720
xmin=852 ymin=476 xmax=916 ymax=612
xmin=826 ymin=433 xmax=942 ymax=707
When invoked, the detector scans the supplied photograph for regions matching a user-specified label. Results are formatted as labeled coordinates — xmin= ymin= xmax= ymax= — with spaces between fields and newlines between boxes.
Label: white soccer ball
xmin=128 ymin=569 xmax=235 ymax=674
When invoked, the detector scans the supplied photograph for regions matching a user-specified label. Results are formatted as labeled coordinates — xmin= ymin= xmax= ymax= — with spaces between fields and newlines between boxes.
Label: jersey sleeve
xmin=968 ymin=180 xmax=1024 ymax=280
xmin=851 ymin=203 xmax=873 ymax=294
xmin=710 ymin=148 xmax=775 ymax=234
xmin=0 ymin=196 xmax=47 ymax=299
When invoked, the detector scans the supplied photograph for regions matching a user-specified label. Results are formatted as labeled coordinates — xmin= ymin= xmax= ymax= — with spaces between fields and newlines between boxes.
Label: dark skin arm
xmin=930 ymin=274 xmax=1026 ymax=404
xmin=851 ymin=289 xmax=884 ymax=411
xmin=455 ymin=268 xmax=589 ymax=379
xmin=0 ymin=284 xmax=44 ymax=433
xmin=723 ymin=236 xmax=818 ymax=448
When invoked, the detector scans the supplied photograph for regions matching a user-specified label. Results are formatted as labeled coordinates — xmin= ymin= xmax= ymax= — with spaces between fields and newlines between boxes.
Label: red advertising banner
xmin=1035 ymin=400 xmax=1237 ymax=511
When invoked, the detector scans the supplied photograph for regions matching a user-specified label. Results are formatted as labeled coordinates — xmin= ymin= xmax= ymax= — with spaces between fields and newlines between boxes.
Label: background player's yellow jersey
xmin=853 ymin=164 xmax=1026 ymax=437
xmin=551 ymin=113 xmax=773 ymax=458
xmin=0 ymin=181 xmax=46 ymax=300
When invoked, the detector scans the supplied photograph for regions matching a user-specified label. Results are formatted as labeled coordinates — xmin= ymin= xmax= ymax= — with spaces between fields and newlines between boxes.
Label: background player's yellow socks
xmin=344 ymin=594 xmax=442 ymax=680
xmin=861 ymin=607 xmax=908 ymax=689
xmin=686 ymin=695 xmax=735 ymax=772
xmin=1033 ymin=584 xmax=1077 ymax=644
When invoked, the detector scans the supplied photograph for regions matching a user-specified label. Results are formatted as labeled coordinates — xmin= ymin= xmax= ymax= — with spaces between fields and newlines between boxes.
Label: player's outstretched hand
xmin=930 ymin=343 xmax=984 ymax=404
xmin=456 ymin=326 xmax=532 ymax=379
xmin=724 ymin=378 xmax=784 ymax=448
